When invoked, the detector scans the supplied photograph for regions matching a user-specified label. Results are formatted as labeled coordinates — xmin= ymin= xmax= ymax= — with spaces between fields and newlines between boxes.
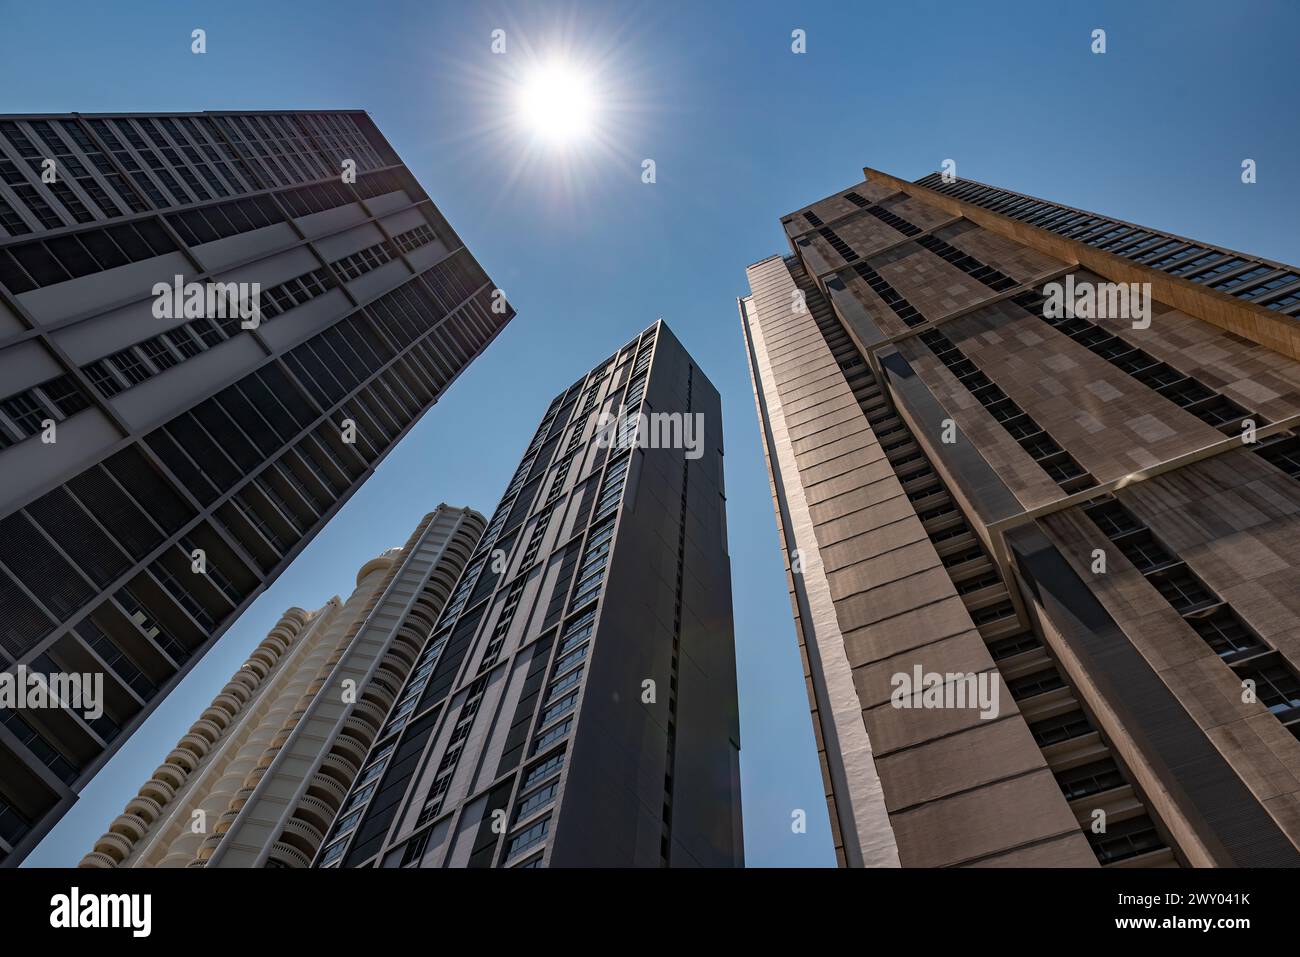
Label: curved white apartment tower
xmin=79 ymin=504 xmax=482 ymax=867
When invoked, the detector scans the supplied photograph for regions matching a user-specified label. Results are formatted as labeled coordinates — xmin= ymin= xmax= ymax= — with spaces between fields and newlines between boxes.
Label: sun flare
xmin=515 ymin=60 xmax=598 ymax=145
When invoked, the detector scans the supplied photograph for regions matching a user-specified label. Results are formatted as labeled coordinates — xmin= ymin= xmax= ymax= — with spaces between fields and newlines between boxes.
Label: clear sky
xmin=9 ymin=0 xmax=1299 ymax=867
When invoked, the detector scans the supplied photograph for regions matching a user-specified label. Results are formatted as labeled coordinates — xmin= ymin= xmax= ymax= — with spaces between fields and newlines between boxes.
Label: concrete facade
xmin=742 ymin=167 xmax=1300 ymax=867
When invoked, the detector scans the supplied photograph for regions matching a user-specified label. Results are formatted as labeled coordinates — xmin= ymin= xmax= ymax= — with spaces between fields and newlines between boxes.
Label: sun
xmin=515 ymin=60 xmax=598 ymax=146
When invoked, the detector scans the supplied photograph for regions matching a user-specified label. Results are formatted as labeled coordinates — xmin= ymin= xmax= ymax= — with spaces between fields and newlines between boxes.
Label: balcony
xmin=125 ymin=795 xmax=163 ymax=824
xmin=109 ymin=812 xmax=148 ymax=843
xmin=92 ymin=831 xmax=132 ymax=863
xmin=267 ymin=840 xmax=312 ymax=869
xmin=138 ymin=777 xmax=175 ymax=805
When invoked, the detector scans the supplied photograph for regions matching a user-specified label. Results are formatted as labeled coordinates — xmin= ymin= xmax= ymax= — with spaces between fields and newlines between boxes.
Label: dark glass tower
xmin=316 ymin=321 xmax=743 ymax=868
xmin=0 ymin=111 xmax=513 ymax=865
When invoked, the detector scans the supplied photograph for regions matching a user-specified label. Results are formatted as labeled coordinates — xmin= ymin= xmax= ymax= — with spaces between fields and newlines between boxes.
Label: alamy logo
xmin=890 ymin=665 xmax=1000 ymax=719
xmin=50 ymin=887 xmax=151 ymax=937
xmin=1042 ymin=274 xmax=1151 ymax=329
xmin=595 ymin=410 xmax=704 ymax=460
xmin=0 ymin=665 xmax=102 ymax=720
xmin=152 ymin=275 xmax=261 ymax=328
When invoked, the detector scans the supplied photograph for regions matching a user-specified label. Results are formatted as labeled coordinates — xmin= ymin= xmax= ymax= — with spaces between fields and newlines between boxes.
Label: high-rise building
xmin=78 ymin=505 xmax=482 ymax=869
xmin=0 ymin=111 xmax=512 ymax=865
xmin=740 ymin=166 xmax=1300 ymax=868
xmin=315 ymin=321 xmax=743 ymax=868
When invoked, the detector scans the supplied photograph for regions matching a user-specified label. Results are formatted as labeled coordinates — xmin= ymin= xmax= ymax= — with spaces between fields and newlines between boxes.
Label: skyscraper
xmin=315 ymin=321 xmax=743 ymax=868
xmin=0 ymin=111 xmax=512 ymax=865
xmin=78 ymin=505 xmax=482 ymax=869
xmin=741 ymin=167 xmax=1300 ymax=868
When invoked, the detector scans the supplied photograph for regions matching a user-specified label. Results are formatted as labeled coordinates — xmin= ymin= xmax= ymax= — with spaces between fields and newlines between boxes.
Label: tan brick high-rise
xmin=740 ymin=166 xmax=1300 ymax=868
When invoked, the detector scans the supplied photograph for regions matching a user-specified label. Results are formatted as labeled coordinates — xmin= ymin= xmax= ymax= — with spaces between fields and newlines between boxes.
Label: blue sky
xmin=9 ymin=0 xmax=1299 ymax=867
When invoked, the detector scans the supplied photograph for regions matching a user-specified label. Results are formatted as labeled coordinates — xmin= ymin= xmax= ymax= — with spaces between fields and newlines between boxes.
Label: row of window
xmin=70 ymin=223 xmax=440 ymax=404
xmin=0 ymin=168 xmax=414 ymax=299
xmin=915 ymin=233 xmax=1017 ymax=293
xmin=917 ymin=327 xmax=1097 ymax=493
xmin=1010 ymin=288 xmax=1253 ymax=433
xmin=337 ymin=330 xmax=655 ymax=868
xmin=209 ymin=113 xmax=385 ymax=190
xmin=0 ymin=120 xmax=148 ymax=234
xmin=0 ymin=373 xmax=91 ymax=450
xmin=861 ymin=202 xmax=923 ymax=239
xmin=498 ymin=603 xmax=604 ymax=865
xmin=815 ymin=225 xmax=857 ymax=263
xmin=592 ymin=449 xmax=630 ymax=524
xmin=0 ymin=436 xmax=203 ymax=660
xmin=851 ymin=261 xmax=925 ymax=327
xmin=1083 ymin=498 xmax=1300 ymax=740
xmin=332 ymin=241 xmax=394 ymax=281
xmin=0 ymin=216 xmax=176 ymax=292
xmin=0 ymin=114 xmax=388 ymax=238
xmin=915 ymin=173 xmax=1300 ymax=313
xmin=85 ymin=117 xmax=241 ymax=212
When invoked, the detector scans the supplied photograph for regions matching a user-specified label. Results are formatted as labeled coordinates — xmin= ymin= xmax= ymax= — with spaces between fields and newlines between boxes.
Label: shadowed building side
xmin=0 ymin=110 xmax=513 ymax=865
xmin=316 ymin=322 xmax=742 ymax=868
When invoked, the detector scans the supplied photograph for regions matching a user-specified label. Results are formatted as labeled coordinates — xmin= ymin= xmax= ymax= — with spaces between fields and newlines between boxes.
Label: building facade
xmin=0 ymin=111 xmax=512 ymax=865
xmin=741 ymin=166 xmax=1300 ymax=868
xmin=315 ymin=321 xmax=743 ymax=868
xmin=77 ymin=505 xmax=482 ymax=869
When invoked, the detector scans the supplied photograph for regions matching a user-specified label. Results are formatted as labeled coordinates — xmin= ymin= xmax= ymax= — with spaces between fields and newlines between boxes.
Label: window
xmin=522 ymin=749 xmax=566 ymax=791
xmin=1212 ymin=264 xmax=1271 ymax=291
xmin=1257 ymin=435 xmax=1300 ymax=478
xmin=191 ymin=318 xmax=225 ymax=348
xmin=1114 ymin=530 xmax=1175 ymax=573
xmin=84 ymin=361 xmax=124 ymax=398
xmin=1029 ymin=710 xmax=1092 ymax=747
xmin=166 ymin=327 xmax=203 ymax=358
xmin=1055 ymin=758 xmax=1124 ymax=801
xmin=1083 ymin=500 xmax=1142 ymax=539
xmin=865 ymin=204 xmax=921 ymax=238
xmin=340 ymin=781 xmax=377 ymax=815
xmin=1 ymin=392 xmax=50 ymax=436
xmin=1007 ymin=668 xmax=1065 ymax=700
xmin=333 ymin=809 xmax=363 ymax=837
xmin=851 ymin=263 xmax=924 ymax=326
xmin=558 ymin=610 xmax=595 ymax=654
xmin=1087 ymin=814 xmax=1163 ymax=864
xmin=506 ymin=815 xmax=550 ymax=858
xmin=1232 ymin=653 xmax=1300 ymax=717
xmin=1239 ymin=272 xmax=1299 ymax=300
xmin=319 ymin=838 xmax=348 ymax=867
xmin=399 ymin=830 xmax=430 ymax=866
xmin=141 ymin=338 xmax=179 ymax=371
xmin=539 ymin=690 xmax=578 ymax=726
xmin=532 ymin=716 xmax=572 ymax=754
xmin=515 ymin=780 xmax=560 ymax=820
xmin=1149 ymin=565 xmax=1216 ymax=614
xmin=815 ymin=225 xmax=858 ymax=262
xmin=552 ymin=643 xmax=588 ymax=676
xmin=110 ymin=347 xmax=151 ymax=385
xmin=1189 ymin=607 xmax=1266 ymax=663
